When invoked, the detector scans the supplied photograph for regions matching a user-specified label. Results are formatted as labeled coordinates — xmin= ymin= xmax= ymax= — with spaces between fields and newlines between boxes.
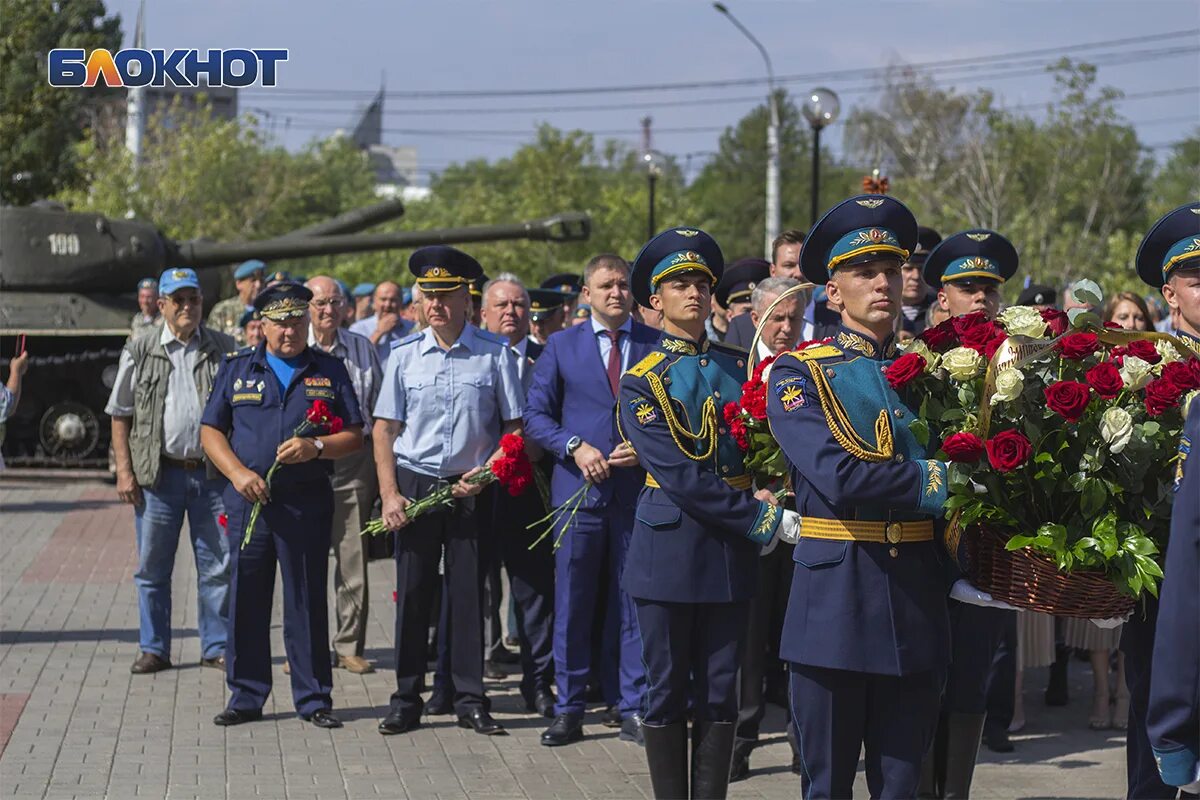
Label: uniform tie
xmin=605 ymin=329 xmax=622 ymax=396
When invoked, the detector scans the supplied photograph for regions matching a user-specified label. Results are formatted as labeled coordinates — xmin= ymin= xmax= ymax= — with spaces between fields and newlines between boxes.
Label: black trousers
xmin=389 ymin=466 xmax=486 ymax=716
xmin=736 ymin=542 xmax=795 ymax=744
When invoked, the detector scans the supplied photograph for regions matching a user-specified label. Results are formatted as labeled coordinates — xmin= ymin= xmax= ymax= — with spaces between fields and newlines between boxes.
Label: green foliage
xmin=0 ymin=0 xmax=122 ymax=203
xmin=1148 ymin=132 xmax=1200 ymax=214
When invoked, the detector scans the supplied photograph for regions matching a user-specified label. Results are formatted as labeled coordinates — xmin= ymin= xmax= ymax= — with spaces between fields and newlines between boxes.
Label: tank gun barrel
xmin=174 ymin=213 xmax=591 ymax=267
xmin=283 ymin=198 xmax=406 ymax=237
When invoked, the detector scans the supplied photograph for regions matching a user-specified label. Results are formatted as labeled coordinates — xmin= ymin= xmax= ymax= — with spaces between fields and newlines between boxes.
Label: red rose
xmin=885 ymin=352 xmax=926 ymax=390
xmin=985 ymin=429 xmax=1033 ymax=473
xmin=952 ymin=311 xmax=990 ymax=337
xmin=918 ymin=319 xmax=958 ymax=352
xmin=1144 ymin=377 xmax=1182 ymax=417
xmin=1056 ymin=332 xmax=1100 ymax=360
xmin=1085 ymin=362 xmax=1124 ymax=399
xmin=1162 ymin=360 xmax=1200 ymax=392
xmin=1125 ymin=339 xmax=1161 ymax=364
xmin=982 ymin=333 xmax=1009 ymax=362
xmin=1040 ymin=307 xmax=1068 ymax=336
xmin=959 ymin=320 xmax=1003 ymax=355
xmin=942 ymin=432 xmax=986 ymax=463
xmin=500 ymin=433 xmax=525 ymax=458
xmin=1044 ymin=380 xmax=1092 ymax=422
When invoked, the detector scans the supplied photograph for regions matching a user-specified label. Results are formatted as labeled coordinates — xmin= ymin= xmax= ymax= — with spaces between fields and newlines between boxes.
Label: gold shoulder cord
xmin=805 ymin=361 xmax=894 ymax=462
xmin=643 ymin=370 xmax=718 ymax=462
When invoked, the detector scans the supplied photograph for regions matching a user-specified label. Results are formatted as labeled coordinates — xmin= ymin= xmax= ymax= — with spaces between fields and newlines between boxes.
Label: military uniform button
xmin=719 ymin=427 xmax=727 ymax=435
xmin=826 ymin=368 xmax=836 ymax=378
xmin=881 ymin=365 xmax=888 ymax=374
xmin=721 ymin=465 xmax=729 ymax=474
xmin=893 ymin=408 xmax=904 ymax=418
xmin=700 ymin=359 xmax=708 ymax=367
xmin=893 ymin=454 xmax=905 ymax=463
xmin=737 ymin=360 xmax=745 ymax=368
xmin=713 ymin=390 xmax=721 ymax=399
xmin=889 ymin=547 xmax=899 ymax=558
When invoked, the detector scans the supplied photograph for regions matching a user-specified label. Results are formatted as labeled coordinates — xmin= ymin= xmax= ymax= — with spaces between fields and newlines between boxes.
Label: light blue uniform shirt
xmin=349 ymin=314 xmax=415 ymax=364
xmin=374 ymin=324 xmax=524 ymax=478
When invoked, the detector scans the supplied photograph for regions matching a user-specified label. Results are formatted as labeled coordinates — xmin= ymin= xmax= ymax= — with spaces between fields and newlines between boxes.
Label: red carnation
xmin=742 ymin=389 xmax=768 ymax=421
xmin=751 ymin=355 xmax=776 ymax=384
xmin=490 ymin=455 xmax=516 ymax=482
xmin=1162 ymin=360 xmax=1200 ymax=392
xmin=1056 ymin=333 xmax=1100 ymax=360
xmin=1085 ymin=362 xmax=1124 ymax=399
xmin=1144 ymin=377 xmax=1183 ymax=417
xmin=942 ymin=432 xmax=986 ymax=463
xmin=217 ymin=513 xmax=228 ymax=530
xmin=952 ymin=311 xmax=990 ymax=337
xmin=500 ymin=433 xmax=525 ymax=458
xmin=985 ymin=429 xmax=1033 ymax=473
xmin=723 ymin=400 xmax=740 ymax=425
xmin=886 ymin=352 xmax=926 ymax=390
xmin=306 ymin=400 xmax=332 ymax=425
xmin=1044 ymin=380 xmax=1092 ymax=422
xmin=1040 ymin=308 xmax=1068 ymax=336
xmin=729 ymin=417 xmax=749 ymax=451
xmin=328 ymin=417 xmax=344 ymax=434
xmin=918 ymin=319 xmax=959 ymax=352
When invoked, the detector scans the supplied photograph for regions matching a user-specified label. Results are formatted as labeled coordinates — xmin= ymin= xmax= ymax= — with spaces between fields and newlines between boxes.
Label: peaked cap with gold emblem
xmin=922 ymin=229 xmax=1019 ymax=288
xmin=800 ymin=195 xmax=918 ymax=284
xmin=252 ymin=281 xmax=312 ymax=322
xmin=1136 ymin=202 xmax=1200 ymax=288
xmin=408 ymin=245 xmax=484 ymax=294
xmin=631 ymin=227 xmax=725 ymax=307
xmin=715 ymin=257 xmax=770 ymax=310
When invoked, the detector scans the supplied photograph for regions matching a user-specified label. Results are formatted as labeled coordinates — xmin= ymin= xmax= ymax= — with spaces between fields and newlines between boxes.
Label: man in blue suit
xmin=525 ymin=254 xmax=659 ymax=747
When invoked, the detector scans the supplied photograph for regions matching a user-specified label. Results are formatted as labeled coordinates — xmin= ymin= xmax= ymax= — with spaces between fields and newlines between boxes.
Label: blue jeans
xmin=133 ymin=464 xmax=230 ymax=660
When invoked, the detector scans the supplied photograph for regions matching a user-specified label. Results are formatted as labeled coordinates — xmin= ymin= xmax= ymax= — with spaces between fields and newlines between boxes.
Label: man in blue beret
xmin=208 ymin=260 xmax=266 ymax=345
xmin=351 ymin=283 xmax=376 ymax=324
xmin=766 ymin=196 xmax=1013 ymax=799
xmin=349 ymin=281 xmax=414 ymax=364
xmin=617 ymin=227 xmax=799 ymax=798
xmin=201 ymin=281 xmax=365 ymax=730
xmin=130 ymin=277 xmax=160 ymax=340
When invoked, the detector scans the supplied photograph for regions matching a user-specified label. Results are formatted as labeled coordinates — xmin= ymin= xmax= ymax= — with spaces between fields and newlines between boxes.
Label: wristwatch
xmin=310 ymin=437 xmax=325 ymax=457
xmin=565 ymin=436 xmax=583 ymax=456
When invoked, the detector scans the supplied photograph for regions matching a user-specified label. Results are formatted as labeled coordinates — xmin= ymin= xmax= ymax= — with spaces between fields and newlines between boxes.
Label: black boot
xmin=642 ymin=721 xmax=688 ymax=799
xmin=1045 ymin=646 xmax=1070 ymax=706
xmin=690 ymin=720 xmax=735 ymax=800
xmin=918 ymin=711 xmax=948 ymax=798
xmin=942 ymin=712 xmax=986 ymax=799
xmin=728 ymin=738 xmax=754 ymax=782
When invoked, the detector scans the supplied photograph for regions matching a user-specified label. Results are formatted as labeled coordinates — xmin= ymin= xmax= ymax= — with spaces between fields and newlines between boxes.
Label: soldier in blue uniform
xmin=1125 ymin=202 xmax=1200 ymax=799
xmin=200 ymin=282 xmax=364 ymax=729
xmin=766 ymin=196 xmax=1011 ymax=799
xmin=1148 ymin=399 xmax=1200 ymax=795
xmin=919 ymin=228 xmax=1021 ymax=798
xmin=617 ymin=227 xmax=800 ymax=800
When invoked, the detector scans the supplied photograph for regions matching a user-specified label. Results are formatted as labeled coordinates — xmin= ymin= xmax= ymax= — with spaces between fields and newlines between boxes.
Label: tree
xmin=0 ymin=0 xmax=122 ymax=204
xmin=1148 ymin=132 xmax=1200 ymax=215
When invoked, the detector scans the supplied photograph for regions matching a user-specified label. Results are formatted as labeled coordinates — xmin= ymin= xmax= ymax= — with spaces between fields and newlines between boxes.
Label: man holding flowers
xmin=200 ymin=282 xmax=364 ymax=730
xmin=765 ymin=197 xmax=1011 ymax=799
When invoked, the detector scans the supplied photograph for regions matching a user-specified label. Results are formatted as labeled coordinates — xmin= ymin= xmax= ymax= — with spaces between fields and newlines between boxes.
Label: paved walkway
xmin=1 ymin=478 xmax=1128 ymax=799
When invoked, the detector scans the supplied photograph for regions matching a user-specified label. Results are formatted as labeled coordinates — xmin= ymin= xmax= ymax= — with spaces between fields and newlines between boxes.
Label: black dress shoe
xmin=131 ymin=651 xmax=172 ymax=674
xmin=213 ymin=708 xmax=262 ymax=726
xmin=425 ymin=692 xmax=453 ymax=715
xmin=489 ymin=646 xmax=520 ymax=665
xmin=457 ymin=708 xmax=506 ymax=736
xmin=541 ymin=712 xmax=584 ymax=746
xmin=378 ymin=711 xmax=421 ymax=735
xmin=600 ymin=705 xmax=622 ymax=728
xmin=305 ymin=709 xmax=342 ymax=729
xmin=619 ymin=714 xmax=644 ymax=746
xmin=729 ymin=749 xmax=750 ymax=782
xmin=983 ymin=727 xmax=1014 ymax=753
xmin=525 ymin=688 xmax=556 ymax=718
xmin=484 ymin=660 xmax=507 ymax=680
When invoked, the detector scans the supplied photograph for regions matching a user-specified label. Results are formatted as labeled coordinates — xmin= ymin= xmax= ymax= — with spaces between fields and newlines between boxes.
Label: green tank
xmin=0 ymin=202 xmax=590 ymax=467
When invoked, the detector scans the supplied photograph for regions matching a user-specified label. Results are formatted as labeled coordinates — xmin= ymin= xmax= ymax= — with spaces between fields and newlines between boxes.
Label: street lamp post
xmin=643 ymin=150 xmax=665 ymax=241
xmin=713 ymin=2 xmax=778 ymax=259
xmin=802 ymin=87 xmax=840 ymax=226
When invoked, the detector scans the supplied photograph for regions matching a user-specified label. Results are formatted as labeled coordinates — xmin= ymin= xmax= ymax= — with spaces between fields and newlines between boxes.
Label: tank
xmin=0 ymin=203 xmax=591 ymax=467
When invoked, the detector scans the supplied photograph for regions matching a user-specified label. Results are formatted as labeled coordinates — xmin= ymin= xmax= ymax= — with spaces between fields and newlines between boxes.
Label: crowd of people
xmin=92 ymin=196 xmax=1199 ymax=800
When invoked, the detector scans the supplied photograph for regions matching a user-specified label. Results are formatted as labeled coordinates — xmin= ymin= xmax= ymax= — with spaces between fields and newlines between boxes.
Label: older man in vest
xmin=106 ymin=267 xmax=236 ymax=675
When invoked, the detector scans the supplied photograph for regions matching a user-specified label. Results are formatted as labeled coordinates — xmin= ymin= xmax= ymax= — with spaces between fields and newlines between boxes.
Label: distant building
xmin=344 ymin=87 xmax=424 ymax=199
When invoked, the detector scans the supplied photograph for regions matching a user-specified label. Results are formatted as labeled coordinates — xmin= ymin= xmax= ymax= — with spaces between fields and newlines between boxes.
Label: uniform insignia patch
xmin=304 ymin=376 xmax=332 ymax=387
xmin=256 ymin=380 xmax=265 ymax=392
xmin=676 ymin=229 xmax=700 ymax=237
xmin=775 ymin=376 xmax=807 ymax=412
xmin=233 ymin=378 xmax=243 ymax=391
xmin=232 ymin=392 xmax=263 ymax=404
xmin=660 ymin=338 xmax=697 ymax=355
xmin=632 ymin=399 xmax=658 ymax=426
xmin=837 ymin=331 xmax=876 ymax=357
xmin=966 ymin=232 xmax=991 ymax=242
xmin=305 ymin=388 xmax=335 ymax=400
xmin=925 ymin=461 xmax=944 ymax=496
xmin=855 ymin=198 xmax=884 ymax=209
xmin=1176 ymin=435 xmax=1190 ymax=492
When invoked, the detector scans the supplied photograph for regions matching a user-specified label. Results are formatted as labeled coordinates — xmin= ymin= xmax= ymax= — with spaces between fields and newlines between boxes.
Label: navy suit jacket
xmin=524 ymin=320 xmax=659 ymax=508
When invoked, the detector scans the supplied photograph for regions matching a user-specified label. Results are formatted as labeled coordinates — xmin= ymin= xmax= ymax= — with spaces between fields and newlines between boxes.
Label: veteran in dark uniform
xmin=766 ymin=196 xmax=1011 ymax=799
xmin=1125 ymin=202 xmax=1200 ymax=800
xmin=617 ymin=228 xmax=799 ymax=800
xmin=919 ymin=228 xmax=1021 ymax=799
xmin=200 ymin=282 xmax=364 ymax=729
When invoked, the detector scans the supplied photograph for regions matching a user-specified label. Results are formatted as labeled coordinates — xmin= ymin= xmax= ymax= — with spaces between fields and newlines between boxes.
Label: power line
xmin=240 ymin=29 xmax=1198 ymax=100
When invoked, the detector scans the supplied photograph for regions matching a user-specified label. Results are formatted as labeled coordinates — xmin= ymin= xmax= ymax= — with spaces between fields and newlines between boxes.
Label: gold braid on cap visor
xmin=827 ymin=244 xmax=910 ymax=271
xmin=260 ymin=297 xmax=309 ymax=320
xmin=651 ymin=262 xmax=716 ymax=289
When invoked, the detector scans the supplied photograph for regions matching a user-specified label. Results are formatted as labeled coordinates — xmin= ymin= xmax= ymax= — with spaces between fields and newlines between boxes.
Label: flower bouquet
xmin=361 ymin=434 xmax=536 ymax=536
xmin=893 ymin=290 xmax=1199 ymax=615
xmin=723 ymin=354 xmax=789 ymax=489
xmin=241 ymin=400 xmax=343 ymax=549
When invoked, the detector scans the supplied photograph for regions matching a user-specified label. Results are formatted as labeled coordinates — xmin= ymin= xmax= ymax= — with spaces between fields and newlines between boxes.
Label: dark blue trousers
xmin=224 ymin=485 xmax=333 ymax=717
xmin=790 ymin=663 xmax=943 ymax=799
xmin=945 ymin=603 xmax=1013 ymax=713
xmin=634 ymin=599 xmax=746 ymax=724
xmin=555 ymin=505 xmax=645 ymax=717
xmin=1123 ymin=601 xmax=1183 ymax=799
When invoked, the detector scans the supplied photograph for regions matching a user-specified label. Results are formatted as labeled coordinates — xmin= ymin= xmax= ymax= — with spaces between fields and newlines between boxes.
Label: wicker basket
xmin=965 ymin=525 xmax=1136 ymax=619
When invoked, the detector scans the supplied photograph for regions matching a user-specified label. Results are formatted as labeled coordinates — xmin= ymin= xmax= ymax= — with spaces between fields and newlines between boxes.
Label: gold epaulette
xmin=626 ymin=351 xmax=666 ymax=378
xmin=786 ymin=344 xmax=842 ymax=362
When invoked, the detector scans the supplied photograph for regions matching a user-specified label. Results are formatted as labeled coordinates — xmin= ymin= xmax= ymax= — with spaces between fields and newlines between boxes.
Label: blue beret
xmin=1136 ymin=202 xmax=1200 ymax=288
xmin=631 ymin=227 xmax=724 ymax=308
xmin=922 ymin=229 xmax=1019 ymax=288
xmin=799 ymin=196 xmax=917 ymax=284
xmin=401 ymin=287 xmax=413 ymax=305
xmin=351 ymin=282 xmax=376 ymax=298
xmin=409 ymin=245 xmax=482 ymax=293
xmin=158 ymin=267 xmax=200 ymax=295
xmin=252 ymin=281 xmax=312 ymax=321
xmin=234 ymin=259 xmax=266 ymax=280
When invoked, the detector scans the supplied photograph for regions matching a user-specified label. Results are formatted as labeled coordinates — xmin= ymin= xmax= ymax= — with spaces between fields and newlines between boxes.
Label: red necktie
xmin=605 ymin=329 xmax=622 ymax=396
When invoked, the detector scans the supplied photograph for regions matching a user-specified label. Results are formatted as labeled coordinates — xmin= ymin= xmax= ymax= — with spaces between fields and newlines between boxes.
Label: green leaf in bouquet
xmin=1068 ymin=278 xmax=1104 ymax=308
xmin=908 ymin=417 xmax=930 ymax=447
xmin=940 ymin=407 xmax=966 ymax=423
xmin=1129 ymin=572 xmax=1144 ymax=596
xmin=1067 ymin=309 xmax=1101 ymax=329
xmin=1004 ymin=534 xmax=1039 ymax=551
xmin=1034 ymin=452 xmax=1055 ymax=464
xmin=944 ymin=494 xmax=976 ymax=512
xmin=1091 ymin=512 xmax=1119 ymax=558
xmin=1068 ymin=471 xmax=1088 ymax=491
xmin=1080 ymin=478 xmax=1107 ymax=516
xmin=1140 ymin=420 xmax=1161 ymax=438
xmin=1136 ymin=554 xmax=1164 ymax=579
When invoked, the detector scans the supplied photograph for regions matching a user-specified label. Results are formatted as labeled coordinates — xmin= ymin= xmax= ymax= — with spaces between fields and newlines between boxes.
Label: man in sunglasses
xmin=106 ymin=267 xmax=237 ymax=676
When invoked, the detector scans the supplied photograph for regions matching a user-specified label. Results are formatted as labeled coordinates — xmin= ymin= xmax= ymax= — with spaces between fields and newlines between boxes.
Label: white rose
xmin=998 ymin=306 xmax=1048 ymax=339
xmin=1120 ymin=356 xmax=1153 ymax=390
xmin=906 ymin=339 xmax=938 ymax=372
xmin=1099 ymin=407 xmax=1134 ymax=454
xmin=990 ymin=367 xmax=1025 ymax=405
xmin=942 ymin=346 xmax=984 ymax=381
xmin=1155 ymin=339 xmax=1182 ymax=365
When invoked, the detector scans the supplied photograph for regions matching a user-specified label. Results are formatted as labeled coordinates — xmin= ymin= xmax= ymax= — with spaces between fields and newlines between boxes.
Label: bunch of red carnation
xmin=490 ymin=434 xmax=535 ymax=496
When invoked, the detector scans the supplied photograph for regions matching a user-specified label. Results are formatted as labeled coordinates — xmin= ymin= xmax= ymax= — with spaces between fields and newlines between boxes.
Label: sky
xmin=108 ymin=0 xmax=1199 ymax=184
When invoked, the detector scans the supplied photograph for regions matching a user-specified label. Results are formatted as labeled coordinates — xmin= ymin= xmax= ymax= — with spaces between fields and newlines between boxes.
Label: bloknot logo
xmin=48 ymin=48 xmax=288 ymax=88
